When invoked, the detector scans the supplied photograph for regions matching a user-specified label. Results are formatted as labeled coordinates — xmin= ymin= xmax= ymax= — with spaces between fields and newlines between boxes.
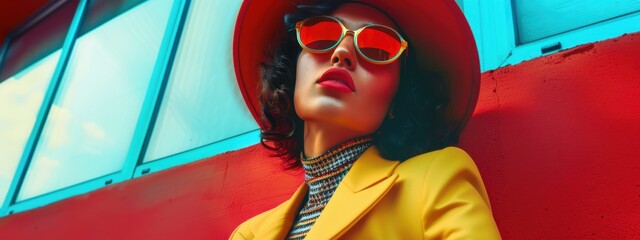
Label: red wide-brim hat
xmin=233 ymin=0 xmax=480 ymax=134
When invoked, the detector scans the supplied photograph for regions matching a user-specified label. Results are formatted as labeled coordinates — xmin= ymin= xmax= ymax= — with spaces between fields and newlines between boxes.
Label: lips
xmin=317 ymin=68 xmax=355 ymax=93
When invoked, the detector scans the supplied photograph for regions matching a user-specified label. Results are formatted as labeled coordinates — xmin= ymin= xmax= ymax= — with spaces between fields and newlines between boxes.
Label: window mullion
xmin=120 ymin=0 xmax=191 ymax=180
xmin=1 ymin=0 xmax=89 ymax=216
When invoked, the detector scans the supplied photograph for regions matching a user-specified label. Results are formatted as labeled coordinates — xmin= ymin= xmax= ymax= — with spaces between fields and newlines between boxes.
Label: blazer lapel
xmin=305 ymin=147 xmax=400 ymax=239
xmin=253 ymin=183 xmax=308 ymax=239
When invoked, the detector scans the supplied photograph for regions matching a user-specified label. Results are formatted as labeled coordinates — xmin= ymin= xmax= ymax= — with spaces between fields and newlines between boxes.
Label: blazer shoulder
xmin=398 ymin=146 xmax=476 ymax=172
xmin=414 ymin=147 xmax=501 ymax=239
xmin=229 ymin=208 xmax=276 ymax=240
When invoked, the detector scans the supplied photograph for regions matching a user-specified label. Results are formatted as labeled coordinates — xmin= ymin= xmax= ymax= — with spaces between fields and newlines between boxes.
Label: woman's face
xmin=294 ymin=3 xmax=401 ymax=135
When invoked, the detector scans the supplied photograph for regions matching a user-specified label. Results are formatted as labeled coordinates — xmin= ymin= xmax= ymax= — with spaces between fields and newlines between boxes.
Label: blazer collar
xmin=254 ymin=146 xmax=400 ymax=239
xmin=253 ymin=183 xmax=308 ymax=239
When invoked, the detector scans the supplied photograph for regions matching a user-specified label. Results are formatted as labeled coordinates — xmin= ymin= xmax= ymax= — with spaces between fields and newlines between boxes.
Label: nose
xmin=330 ymin=34 xmax=356 ymax=70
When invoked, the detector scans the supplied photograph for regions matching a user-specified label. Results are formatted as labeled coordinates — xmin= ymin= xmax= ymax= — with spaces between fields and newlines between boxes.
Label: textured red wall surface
xmin=1 ymin=33 xmax=639 ymax=239
xmin=460 ymin=33 xmax=640 ymax=239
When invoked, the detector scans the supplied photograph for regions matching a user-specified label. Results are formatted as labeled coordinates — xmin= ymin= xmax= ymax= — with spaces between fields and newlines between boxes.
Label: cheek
xmin=360 ymin=64 xmax=400 ymax=105
xmin=352 ymin=64 xmax=400 ymax=128
xmin=294 ymin=53 xmax=310 ymax=95
xmin=296 ymin=51 xmax=321 ymax=89
xmin=295 ymin=52 xmax=311 ymax=86
xmin=294 ymin=52 xmax=320 ymax=113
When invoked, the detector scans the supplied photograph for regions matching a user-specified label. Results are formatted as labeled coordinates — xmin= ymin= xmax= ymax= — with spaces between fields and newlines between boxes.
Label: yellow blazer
xmin=230 ymin=146 xmax=501 ymax=239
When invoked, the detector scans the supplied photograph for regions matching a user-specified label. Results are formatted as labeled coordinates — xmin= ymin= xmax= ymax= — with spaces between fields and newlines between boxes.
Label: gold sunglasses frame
xmin=295 ymin=15 xmax=408 ymax=65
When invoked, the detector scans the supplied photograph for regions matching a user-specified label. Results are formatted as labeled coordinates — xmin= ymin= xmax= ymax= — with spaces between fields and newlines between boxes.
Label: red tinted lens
xmin=357 ymin=26 xmax=402 ymax=61
xmin=299 ymin=17 xmax=343 ymax=50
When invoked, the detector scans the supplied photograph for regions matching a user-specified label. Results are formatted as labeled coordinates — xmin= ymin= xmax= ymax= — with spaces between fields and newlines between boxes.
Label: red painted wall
xmin=460 ymin=33 xmax=640 ymax=238
xmin=1 ymin=33 xmax=639 ymax=239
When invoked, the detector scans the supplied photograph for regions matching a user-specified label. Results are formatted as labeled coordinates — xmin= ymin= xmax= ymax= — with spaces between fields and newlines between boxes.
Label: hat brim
xmin=233 ymin=0 xmax=480 ymax=134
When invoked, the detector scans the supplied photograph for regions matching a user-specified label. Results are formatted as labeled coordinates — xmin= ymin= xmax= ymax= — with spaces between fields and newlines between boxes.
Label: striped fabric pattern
xmin=286 ymin=136 xmax=374 ymax=240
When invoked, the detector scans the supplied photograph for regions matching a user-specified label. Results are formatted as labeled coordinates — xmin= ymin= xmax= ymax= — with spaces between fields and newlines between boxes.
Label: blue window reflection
xmin=513 ymin=0 xmax=640 ymax=44
xmin=0 ymin=51 xmax=61 ymax=206
xmin=144 ymin=0 xmax=258 ymax=162
xmin=17 ymin=0 xmax=174 ymax=201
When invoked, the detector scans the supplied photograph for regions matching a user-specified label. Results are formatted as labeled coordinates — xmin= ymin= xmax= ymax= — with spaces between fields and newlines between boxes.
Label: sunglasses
xmin=295 ymin=15 xmax=408 ymax=64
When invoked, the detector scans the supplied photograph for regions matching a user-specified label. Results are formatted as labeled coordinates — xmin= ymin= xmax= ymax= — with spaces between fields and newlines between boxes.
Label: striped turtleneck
xmin=286 ymin=136 xmax=374 ymax=240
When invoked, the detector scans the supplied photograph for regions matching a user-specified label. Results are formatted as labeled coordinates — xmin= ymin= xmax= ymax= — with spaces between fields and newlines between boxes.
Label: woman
xmin=231 ymin=0 xmax=501 ymax=239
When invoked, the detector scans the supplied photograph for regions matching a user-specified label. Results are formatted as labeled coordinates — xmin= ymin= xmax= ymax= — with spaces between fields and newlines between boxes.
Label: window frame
xmin=0 ymin=0 xmax=191 ymax=217
xmin=462 ymin=0 xmax=640 ymax=71
xmin=0 ymin=0 xmax=89 ymax=216
xmin=137 ymin=0 xmax=261 ymax=171
xmin=133 ymin=129 xmax=259 ymax=178
xmin=0 ymin=0 xmax=77 ymax=210
xmin=0 ymin=0 xmax=75 ymax=83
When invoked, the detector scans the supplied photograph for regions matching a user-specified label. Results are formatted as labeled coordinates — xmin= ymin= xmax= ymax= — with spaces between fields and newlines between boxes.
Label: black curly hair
xmin=259 ymin=0 xmax=456 ymax=168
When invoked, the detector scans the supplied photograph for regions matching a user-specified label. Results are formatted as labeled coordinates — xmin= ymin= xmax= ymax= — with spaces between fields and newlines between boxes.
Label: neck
xmin=303 ymin=121 xmax=369 ymax=157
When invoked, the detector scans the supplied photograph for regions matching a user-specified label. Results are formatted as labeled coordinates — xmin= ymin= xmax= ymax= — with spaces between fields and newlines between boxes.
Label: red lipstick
xmin=317 ymin=68 xmax=355 ymax=93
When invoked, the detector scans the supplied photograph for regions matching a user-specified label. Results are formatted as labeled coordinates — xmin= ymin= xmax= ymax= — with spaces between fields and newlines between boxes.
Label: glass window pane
xmin=514 ymin=0 xmax=640 ymax=44
xmin=144 ymin=0 xmax=258 ymax=162
xmin=0 ymin=0 xmax=78 ymax=81
xmin=17 ymin=0 xmax=174 ymax=201
xmin=0 ymin=51 xmax=61 ymax=206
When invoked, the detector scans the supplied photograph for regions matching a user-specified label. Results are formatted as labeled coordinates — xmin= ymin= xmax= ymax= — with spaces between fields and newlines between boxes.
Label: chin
xmin=296 ymin=107 xmax=343 ymax=123
xmin=296 ymin=96 xmax=344 ymax=115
